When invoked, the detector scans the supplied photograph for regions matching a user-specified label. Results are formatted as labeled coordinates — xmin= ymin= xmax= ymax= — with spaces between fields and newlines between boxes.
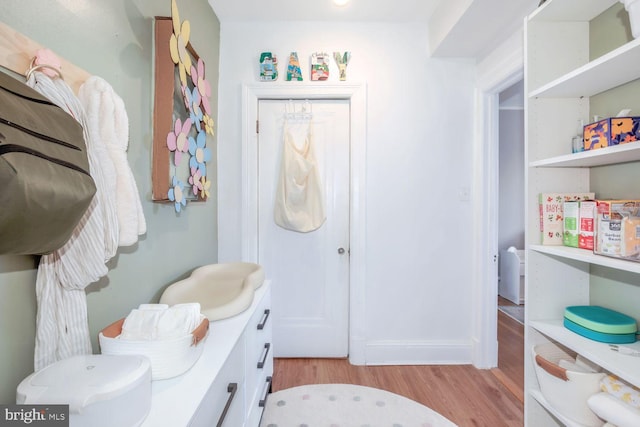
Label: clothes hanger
xmin=284 ymin=99 xmax=313 ymax=120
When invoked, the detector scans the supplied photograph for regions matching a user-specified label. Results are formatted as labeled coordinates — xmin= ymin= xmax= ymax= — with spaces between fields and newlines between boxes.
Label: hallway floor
xmin=495 ymin=296 xmax=524 ymax=402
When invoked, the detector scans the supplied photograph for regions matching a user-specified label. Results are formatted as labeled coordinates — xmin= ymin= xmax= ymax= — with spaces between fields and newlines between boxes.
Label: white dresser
xmin=141 ymin=281 xmax=273 ymax=427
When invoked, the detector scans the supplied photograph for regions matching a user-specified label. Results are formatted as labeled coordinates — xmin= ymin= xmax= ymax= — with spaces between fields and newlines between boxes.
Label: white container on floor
xmin=17 ymin=354 xmax=152 ymax=427
xmin=499 ymin=247 xmax=525 ymax=305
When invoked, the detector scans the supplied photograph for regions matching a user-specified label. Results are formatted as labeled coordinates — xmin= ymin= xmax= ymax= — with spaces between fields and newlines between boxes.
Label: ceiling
xmin=207 ymin=0 xmax=540 ymax=59
xmin=207 ymin=0 xmax=444 ymax=23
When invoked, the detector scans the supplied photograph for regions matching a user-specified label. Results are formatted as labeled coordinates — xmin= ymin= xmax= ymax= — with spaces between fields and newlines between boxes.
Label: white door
xmin=257 ymin=99 xmax=350 ymax=357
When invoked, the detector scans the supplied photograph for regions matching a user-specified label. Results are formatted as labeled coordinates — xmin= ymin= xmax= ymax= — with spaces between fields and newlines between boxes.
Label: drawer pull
xmin=259 ymin=376 xmax=273 ymax=408
xmin=216 ymin=382 xmax=238 ymax=427
xmin=257 ymin=309 xmax=270 ymax=330
xmin=257 ymin=343 xmax=271 ymax=369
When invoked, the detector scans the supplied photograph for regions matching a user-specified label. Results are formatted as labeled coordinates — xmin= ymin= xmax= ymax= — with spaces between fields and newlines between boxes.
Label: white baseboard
xmin=363 ymin=340 xmax=472 ymax=365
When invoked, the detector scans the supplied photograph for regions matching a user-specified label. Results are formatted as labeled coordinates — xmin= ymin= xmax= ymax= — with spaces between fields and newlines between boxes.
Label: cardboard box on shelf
xmin=578 ymin=200 xmax=597 ymax=251
xmin=563 ymin=201 xmax=580 ymax=248
xmin=564 ymin=200 xmax=598 ymax=249
xmin=595 ymin=200 xmax=640 ymax=258
xmin=539 ymin=193 xmax=595 ymax=245
xmin=621 ymin=216 xmax=640 ymax=258
xmin=583 ymin=117 xmax=640 ymax=151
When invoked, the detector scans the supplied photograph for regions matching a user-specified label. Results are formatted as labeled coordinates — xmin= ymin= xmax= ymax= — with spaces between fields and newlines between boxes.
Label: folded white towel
xmin=138 ymin=303 xmax=169 ymax=311
xmin=120 ymin=303 xmax=202 ymax=341
xmin=589 ymin=392 xmax=640 ymax=427
xmin=79 ymin=76 xmax=147 ymax=247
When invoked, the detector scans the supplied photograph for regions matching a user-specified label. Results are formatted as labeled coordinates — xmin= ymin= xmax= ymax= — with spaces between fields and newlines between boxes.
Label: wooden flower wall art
xmin=152 ymin=0 xmax=213 ymax=212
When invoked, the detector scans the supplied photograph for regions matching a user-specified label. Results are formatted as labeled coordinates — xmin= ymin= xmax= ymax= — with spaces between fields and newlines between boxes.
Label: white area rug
xmin=260 ymin=383 xmax=458 ymax=427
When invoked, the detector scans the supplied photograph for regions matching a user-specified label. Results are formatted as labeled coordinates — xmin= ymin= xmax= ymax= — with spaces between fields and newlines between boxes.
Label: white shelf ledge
xmin=529 ymin=37 xmax=640 ymax=98
xmin=530 ymin=141 xmax=640 ymax=168
xmin=530 ymin=245 xmax=640 ymax=274
xmin=529 ymin=319 xmax=640 ymax=388
xmin=529 ymin=389 xmax=591 ymax=427
xmin=528 ymin=0 xmax=617 ymax=23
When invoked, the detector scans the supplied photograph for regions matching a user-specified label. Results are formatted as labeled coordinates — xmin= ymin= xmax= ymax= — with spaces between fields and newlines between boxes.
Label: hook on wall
xmin=25 ymin=49 xmax=64 ymax=81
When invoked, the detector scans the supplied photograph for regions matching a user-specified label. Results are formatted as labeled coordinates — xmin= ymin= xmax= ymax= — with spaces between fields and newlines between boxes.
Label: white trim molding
xmin=365 ymin=340 xmax=472 ymax=366
xmin=472 ymin=29 xmax=524 ymax=369
xmin=241 ymin=83 xmax=368 ymax=365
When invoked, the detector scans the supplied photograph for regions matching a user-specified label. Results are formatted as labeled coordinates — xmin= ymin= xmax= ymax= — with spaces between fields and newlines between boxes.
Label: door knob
xmin=338 ymin=247 xmax=345 ymax=254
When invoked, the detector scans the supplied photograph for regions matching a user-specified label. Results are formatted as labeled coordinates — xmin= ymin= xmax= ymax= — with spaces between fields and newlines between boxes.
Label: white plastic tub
xmin=532 ymin=343 xmax=606 ymax=427
xmin=17 ymin=354 xmax=151 ymax=427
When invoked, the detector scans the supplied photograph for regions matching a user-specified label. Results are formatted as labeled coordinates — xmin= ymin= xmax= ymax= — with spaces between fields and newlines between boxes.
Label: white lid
xmin=17 ymin=355 xmax=151 ymax=413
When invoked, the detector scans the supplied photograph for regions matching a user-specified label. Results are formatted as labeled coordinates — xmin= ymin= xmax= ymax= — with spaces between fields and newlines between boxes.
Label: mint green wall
xmin=0 ymin=0 xmax=219 ymax=403
xmin=590 ymin=2 xmax=632 ymax=60
xmin=588 ymin=6 xmax=640 ymax=320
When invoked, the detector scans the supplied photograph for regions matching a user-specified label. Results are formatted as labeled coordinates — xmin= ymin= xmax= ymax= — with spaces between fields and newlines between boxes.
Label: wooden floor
xmin=496 ymin=296 xmax=525 ymax=402
xmin=271 ymin=299 xmax=525 ymax=426
xmin=272 ymin=358 xmax=524 ymax=426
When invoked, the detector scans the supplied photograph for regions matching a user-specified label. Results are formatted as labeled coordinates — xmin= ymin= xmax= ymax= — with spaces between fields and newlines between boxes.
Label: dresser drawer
xmin=244 ymin=289 xmax=272 ymax=424
xmin=189 ymin=338 xmax=244 ymax=427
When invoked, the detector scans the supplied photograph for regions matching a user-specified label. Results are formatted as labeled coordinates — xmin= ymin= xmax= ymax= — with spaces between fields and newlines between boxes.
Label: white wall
xmin=217 ymin=21 xmax=477 ymax=364
xmin=498 ymin=107 xmax=525 ymax=251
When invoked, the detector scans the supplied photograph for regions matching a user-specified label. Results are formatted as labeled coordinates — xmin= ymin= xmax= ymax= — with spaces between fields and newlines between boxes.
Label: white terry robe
xmin=79 ymin=76 xmax=146 ymax=246
xmin=27 ymin=71 xmax=117 ymax=370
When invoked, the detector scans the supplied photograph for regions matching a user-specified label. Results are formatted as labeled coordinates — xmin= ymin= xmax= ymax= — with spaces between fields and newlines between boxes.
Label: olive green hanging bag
xmin=0 ymin=71 xmax=96 ymax=255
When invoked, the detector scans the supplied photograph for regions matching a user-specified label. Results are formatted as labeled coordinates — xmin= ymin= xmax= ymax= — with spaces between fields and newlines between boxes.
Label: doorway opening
xmin=241 ymin=84 xmax=367 ymax=365
xmin=472 ymin=36 xmax=523 ymax=371
xmin=495 ymin=79 xmax=525 ymax=400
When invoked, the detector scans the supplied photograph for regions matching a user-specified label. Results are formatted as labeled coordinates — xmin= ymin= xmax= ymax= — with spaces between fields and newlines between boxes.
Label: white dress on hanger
xmin=274 ymin=120 xmax=326 ymax=232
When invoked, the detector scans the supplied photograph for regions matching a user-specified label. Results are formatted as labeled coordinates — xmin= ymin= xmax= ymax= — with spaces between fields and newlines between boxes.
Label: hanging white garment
xmin=274 ymin=120 xmax=326 ymax=232
xmin=79 ymin=76 xmax=146 ymax=246
xmin=27 ymin=71 xmax=116 ymax=370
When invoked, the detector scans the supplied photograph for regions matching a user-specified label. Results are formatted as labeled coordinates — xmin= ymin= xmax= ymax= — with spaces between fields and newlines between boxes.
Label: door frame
xmin=241 ymin=83 xmax=368 ymax=365
xmin=473 ymin=38 xmax=524 ymax=368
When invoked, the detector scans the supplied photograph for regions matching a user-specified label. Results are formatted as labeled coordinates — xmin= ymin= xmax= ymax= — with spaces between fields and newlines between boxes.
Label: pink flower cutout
xmin=191 ymin=58 xmax=211 ymax=115
xmin=34 ymin=49 xmax=62 ymax=78
xmin=188 ymin=167 xmax=203 ymax=196
xmin=167 ymin=117 xmax=192 ymax=166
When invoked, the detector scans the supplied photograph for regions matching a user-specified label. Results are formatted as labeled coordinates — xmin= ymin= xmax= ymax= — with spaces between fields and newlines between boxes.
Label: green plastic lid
xmin=564 ymin=306 xmax=637 ymax=334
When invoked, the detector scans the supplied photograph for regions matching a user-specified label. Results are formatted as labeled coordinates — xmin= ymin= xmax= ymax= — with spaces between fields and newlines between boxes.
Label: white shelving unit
xmin=525 ymin=1 xmax=640 ymax=426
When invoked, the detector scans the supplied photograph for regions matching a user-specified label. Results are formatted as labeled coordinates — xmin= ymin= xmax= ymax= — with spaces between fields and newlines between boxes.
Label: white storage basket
xmin=99 ymin=317 xmax=209 ymax=380
xmin=532 ymin=342 xmax=606 ymax=427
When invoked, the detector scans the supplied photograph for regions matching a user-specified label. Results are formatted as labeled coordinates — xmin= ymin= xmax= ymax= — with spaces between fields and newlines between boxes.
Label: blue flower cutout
xmin=184 ymin=85 xmax=202 ymax=133
xmin=189 ymin=87 xmax=203 ymax=133
xmin=188 ymin=130 xmax=211 ymax=176
xmin=168 ymin=175 xmax=187 ymax=212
